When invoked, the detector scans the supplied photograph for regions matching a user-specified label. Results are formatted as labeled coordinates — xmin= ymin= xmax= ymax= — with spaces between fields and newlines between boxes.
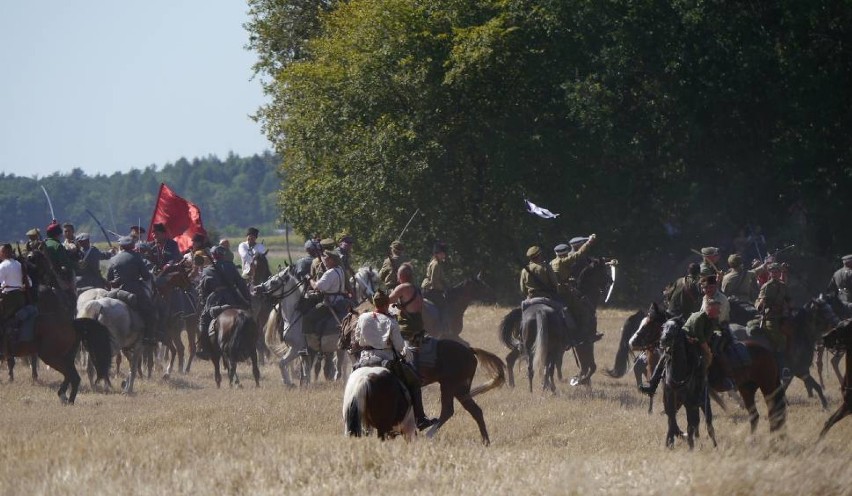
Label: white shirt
xmin=315 ymin=267 xmax=346 ymax=304
xmin=354 ymin=310 xmax=410 ymax=362
xmin=237 ymin=241 xmax=266 ymax=276
xmin=0 ymin=258 xmax=26 ymax=293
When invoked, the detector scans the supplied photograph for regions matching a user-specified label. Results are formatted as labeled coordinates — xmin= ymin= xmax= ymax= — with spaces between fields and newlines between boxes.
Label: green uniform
xmin=683 ymin=310 xmax=722 ymax=345
xmin=755 ymin=278 xmax=789 ymax=350
xmin=43 ymin=237 xmax=75 ymax=288
xmin=666 ymin=276 xmax=701 ymax=318
xmin=552 ymin=255 xmax=595 ymax=337
xmin=721 ymin=268 xmax=758 ymax=302
xmin=310 ymin=257 xmax=326 ymax=282
xmin=552 ymin=243 xmax=592 ymax=287
xmin=379 ymin=254 xmax=408 ymax=290
xmin=421 ymin=258 xmax=448 ymax=291
xmin=520 ymin=261 xmax=559 ymax=299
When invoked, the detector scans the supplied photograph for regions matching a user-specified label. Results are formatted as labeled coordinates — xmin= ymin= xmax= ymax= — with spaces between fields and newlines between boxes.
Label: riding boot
xmin=196 ymin=311 xmax=211 ymax=360
xmin=410 ymin=385 xmax=436 ymax=431
xmin=639 ymin=354 xmax=667 ymax=396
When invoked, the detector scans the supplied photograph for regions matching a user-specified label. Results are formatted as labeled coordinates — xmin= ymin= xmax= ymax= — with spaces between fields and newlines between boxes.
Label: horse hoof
xmin=162 ymin=373 xmax=170 ymax=381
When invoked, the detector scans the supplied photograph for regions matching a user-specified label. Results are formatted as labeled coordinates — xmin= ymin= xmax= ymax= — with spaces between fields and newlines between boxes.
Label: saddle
xmin=2 ymin=305 xmax=39 ymax=345
xmin=106 ymin=289 xmax=138 ymax=311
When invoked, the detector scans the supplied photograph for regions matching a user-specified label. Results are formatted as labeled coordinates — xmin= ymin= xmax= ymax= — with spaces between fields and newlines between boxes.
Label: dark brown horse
xmin=343 ymin=366 xmax=415 ymax=440
xmin=208 ymin=308 xmax=260 ymax=388
xmin=339 ymin=312 xmax=506 ymax=445
xmin=819 ymin=318 xmax=852 ymax=439
xmin=2 ymin=286 xmax=112 ymax=403
xmin=424 ymin=273 xmax=494 ymax=339
xmin=605 ymin=309 xmax=659 ymax=412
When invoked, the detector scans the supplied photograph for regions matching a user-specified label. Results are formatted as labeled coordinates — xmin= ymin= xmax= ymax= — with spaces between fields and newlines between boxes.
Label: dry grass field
xmin=1 ymin=305 xmax=849 ymax=495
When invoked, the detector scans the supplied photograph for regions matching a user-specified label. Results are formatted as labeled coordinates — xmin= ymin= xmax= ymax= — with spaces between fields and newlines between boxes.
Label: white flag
xmin=524 ymin=199 xmax=559 ymax=219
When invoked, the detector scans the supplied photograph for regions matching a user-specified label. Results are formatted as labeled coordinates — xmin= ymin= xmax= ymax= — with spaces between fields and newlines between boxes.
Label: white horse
xmin=353 ymin=265 xmax=379 ymax=303
xmin=76 ymin=296 xmax=145 ymax=394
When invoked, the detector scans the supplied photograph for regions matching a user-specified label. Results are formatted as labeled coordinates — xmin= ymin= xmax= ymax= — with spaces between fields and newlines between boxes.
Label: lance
xmin=396 ymin=208 xmax=421 ymax=242
xmin=40 ymin=185 xmax=56 ymax=220
xmin=85 ymin=209 xmax=114 ymax=248
xmin=284 ymin=220 xmax=293 ymax=265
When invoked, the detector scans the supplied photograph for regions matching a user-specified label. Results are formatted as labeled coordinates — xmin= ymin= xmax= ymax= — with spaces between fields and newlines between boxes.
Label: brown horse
xmin=342 ymin=366 xmax=415 ymax=440
xmin=424 ymin=274 xmax=494 ymax=339
xmin=631 ymin=303 xmax=786 ymax=436
xmin=2 ymin=286 xmax=112 ymax=403
xmin=154 ymin=266 xmax=197 ymax=377
xmin=207 ymin=308 xmax=260 ymax=388
xmin=819 ymin=318 xmax=852 ymax=439
xmin=339 ymin=310 xmax=506 ymax=445
xmin=605 ymin=309 xmax=659 ymax=412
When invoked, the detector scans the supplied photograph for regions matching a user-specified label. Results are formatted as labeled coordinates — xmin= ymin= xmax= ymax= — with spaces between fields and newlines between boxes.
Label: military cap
xmin=372 ymin=289 xmax=390 ymax=307
xmin=526 ymin=246 xmax=541 ymax=258
xmin=390 ymin=240 xmax=404 ymax=252
xmin=129 ymin=225 xmax=145 ymax=234
xmin=118 ymin=236 xmax=134 ymax=247
xmin=728 ymin=254 xmax=743 ymax=268
xmin=433 ymin=242 xmax=448 ymax=254
xmin=26 ymin=228 xmax=39 ymax=237
xmin=554 ymin=244 xmax=570 ymax=256
xmin=319 ymin=238 xmax=336 ymax=250
xmin=304 ymin=240 xmax=317 ymax=251
xmin=75 ymin=233 xmax=90 ymax=242
xmin=246 ymin=227 xmax=259 ymax=237
xmin=338 ymin=234 xmax=354 ymax=244
xmin=210 ymin=245 xmax=227 ymax=259
xmin=322 ymin=249 xmax=341 ymax=262
xmin=700 ymin=247 xmax=720 ymax=256
xmin=699 ymin=263 xmax=716 ymax=276
xmin=569 ymin=236 xmax=589 ymax=246
xmin=46 ymin=220 xmax=62 ymax=236
xmin=842 ymin=254 xmax=852 ymax=262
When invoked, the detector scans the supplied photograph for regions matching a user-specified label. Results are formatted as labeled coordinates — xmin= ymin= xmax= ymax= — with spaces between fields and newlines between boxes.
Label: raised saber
xmin=40 ymin=185 xmax=56 ymax=220
xmin=85 ymin=209 xmax=114 ymax=248
xmin=605 ymin=264 xmax=616 ymax=303
xmin=396 ymin=208 xmax=420 ymax=241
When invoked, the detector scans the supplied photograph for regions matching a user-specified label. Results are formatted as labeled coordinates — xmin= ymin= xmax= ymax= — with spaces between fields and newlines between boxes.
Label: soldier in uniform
xmin=699 ymin=246 xmax=724 ymax=280
xmin=300 ymin=250 xmax=348 ymax=353
xmin=826 ymin=254 xmax=852 ymax=318
xmin=665 ymin=263 xmax=702 ymax=319
xmin=62 ymin=223 xmax=79 ymax=259
xmin=0 ymin=244 xmax=29 ymax=342
xmin=24 ymin=228 xmax=41 ymax=253
xmin=721 ymin=254 xmax=759 ymax=303
xmin=388 ymin=263 xmax=425 ymax=344
xmin=43 ymin=220 xmax=76 ymax=310
xmin=755 ymin=263 xmax=791 ymax=381
xmin=520 ymin=245 xmax=559 ymax=300
xmin=353 ymin=290 xmax=436 ymax=430
xmin=150 ymin=223 xmax=182 ymax=272
xmin=379 ymin=240 xmax=408 ymax=290
xmin=107 ymin=236 xmax=158 ymax=345
xmin=422 ymin=242 xmax=450 ymax=317
xmin=74 ymin=233 xmax=112 ymax=292
xmin=309 ymin=238 xmax=336 ymax=281
xmin=217 ymin=239 xmax=237 ymax=264
xmin=698 ymin=273 xmax=730 ymax=324
xmin=196 ymin=245 xmax=251 ymax=359
xmin=294 ymin=239 xmax=320 ymax=279
xmin=566 ymin=235 xmax=596 ymax=282
xmin=337 ymin=234 xmax=356 ymax=296
xmin=551 ymin=240 xmax=597 ymax=342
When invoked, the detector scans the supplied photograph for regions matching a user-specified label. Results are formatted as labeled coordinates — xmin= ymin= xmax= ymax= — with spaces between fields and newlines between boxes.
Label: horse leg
xmin=213 ymin=354 xmax=222 ymax=388
xmin=251 ymin=350 xmax=260 ymax=387
xmin=802 ymin=374 xmax=829 ymax=410
xmin=505 ymin=349 xmax=518 ymax=388
xmin=819 ymin=403 xmax=850 ymax=439
xmin=30 ymin=355 xmax=38 ymax=381
xmin=634 ymin=354 xmax=646 ymax=389
xmin=816 ymin=346 xmax=825 ymax=388
xmin=526 ymin=351 xmax=535 ymax=393
xmin=65 ymin=352 xmax=81 ymax=404
xmin=185 ymin=316 xmax=197 ymax=373
xmin=739 ymin=385 xmax=759 ymax=434
xmin=426 ymin=382 xmax=456 ymax=440
xmin=164 ymin=340 xmax=177 ymax=380
xmin=323 ymin=352 xmax=335 ymax=381
xmin=124 ymin=344 xmax=142 ymax=394
xmin=458 ymin=393 xmax=490 ymax=446
xmin=765 ymin=382 xmax=787 ymax=433
xmin=663 ymin=390 xmax=679 ymax=448
xmin=6 ymin=355 xmax=13 ymax=382
xmin=831 ymin=353 xmax=844 ymax=386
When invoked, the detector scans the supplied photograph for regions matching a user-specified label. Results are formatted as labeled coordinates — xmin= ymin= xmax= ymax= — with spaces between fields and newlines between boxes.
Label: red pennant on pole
xmin=146 ymin=183 xmax=206 ymax=253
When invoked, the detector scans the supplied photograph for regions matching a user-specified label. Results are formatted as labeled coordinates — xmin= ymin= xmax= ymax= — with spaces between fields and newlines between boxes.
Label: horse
xmin=422 ymin=272 xmax=494 ymax=339
xmin=207 ymin=308 xmax=260 ymax=388
xmin=153 ymin=265 xmax=200 ymax=376
xmin=2 ymin=285 xmax=112 ymax=403
xmin=658 ymin=319 xmax=717 ymax=449
xmin=77 ymin=293 xmax=147 ymax=394
xmin=498 ymin=257 xmax=612 ymax=389
xmin=340 ymin=315 xmax=506 ymax=444
xmin=816 ymin=292 xmax=847 ymax=387
xmin=605 ymin=309 xmax=659 ymax=412
xmin=818 ymin=318 xmax=852 ymax=439
xmin=258 ymin=265 xmax=349 ymax=385
xmin=727 ymin=295 xmax=759 ymax=326
xmin=247 ymin=251 xmax=275 ymax=364
xmin=631 ymin=302 xmax=786 ymax=435
xmin=730 ymin=295 xmax=838 ymax=409
xmin=353 ymin=265 xmax=379 ymax=303
xmin=342 ymin=366 xmax=416 ymax=441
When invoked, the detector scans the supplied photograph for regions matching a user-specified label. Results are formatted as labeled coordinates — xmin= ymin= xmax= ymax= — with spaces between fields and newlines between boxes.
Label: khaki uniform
xmin=755 ymin=278 xmax=789 ymax=351
xmin=552 ymin=255 xmax=595 ymax=337
xmin=520 ymin=261 xmax=559 ymax=299
xmin=421 ymin=258 xmax=448 ymax=291
xmin=310 ymin=257 xmax=327 ymax=282
xmin=379 ymin=254 xmax=408 ymax=290
xmin=666 ymin=276 xmax=701 ymax=318
xmin=683 ymin=310 xmax=722 ymax=345
xmin=721 ymin=269 xmax=758 ymax=302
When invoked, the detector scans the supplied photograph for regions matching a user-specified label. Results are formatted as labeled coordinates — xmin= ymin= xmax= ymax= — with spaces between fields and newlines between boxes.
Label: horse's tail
xmin=469 ymin=348 xmax=506 ymax=397
xmin=532 ymin=309 xmax=548 ymax=379
xmin=342 ymin=367 xmax=371 ymax=437
xmin=498 ymin=307 xmax=522 ymax=350
xmin=73 ymin=317 xmax=112 ymax=383
xmin=263 ymin=305 xmax=287 ymax=357
xmin=606 ymin=310 xmax=643 ymax=378
xmin=229 ymin=311 xmax=258 ymax=362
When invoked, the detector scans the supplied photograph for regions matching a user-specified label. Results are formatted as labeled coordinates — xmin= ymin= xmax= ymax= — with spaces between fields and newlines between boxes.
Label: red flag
xmin=146 ymin=183 xmax=206 ymax=253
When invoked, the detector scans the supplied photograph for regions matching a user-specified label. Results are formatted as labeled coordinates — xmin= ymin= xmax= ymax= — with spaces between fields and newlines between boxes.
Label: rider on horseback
xmin=74 ymin=233 xmax=112 ymax=292
xmin=380 ymin=240 xmax=408 ymax=290
xmin=150 ymin=223 xmax=182 ymax=273
xmin=552 ymin=237 xmax=598 ymax=345
xmin=196 ymin=245 xmax=251 ymax=359
xmin=43 ymin=220 xmax=76 ymax=311
xmin=107 ymin=236 xmax=159 ymax=346
xmin=238 ymin=227 xmax=266 ymax=280
xmin=520 ymin=245 xmax=575 ymax=342
xmin=353 ymin=289 xmax=436 ymax=431
xmin=388 ymin=263 xmax=425 ymax=344
xmin=721 ymin=254 xmax=759 ymax=303
xmin=755 ymin=262 xmax=792 ymax=382
xmin=300 ymin=249 xmax=349 ymax=354
xmin=0 ymin=244 xmax=31 ymax=344
xmin=826 ymin=254 xmax=852 ymax=318
xmin=422 ymin=242 xmax=450 ymax=318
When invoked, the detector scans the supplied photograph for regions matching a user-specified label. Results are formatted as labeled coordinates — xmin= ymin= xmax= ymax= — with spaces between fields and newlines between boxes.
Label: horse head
xmin=249 ymin=251 xmax=273 ymax=286
xmin=629 ymin=302 xmax=668 ymax=350
xmin=577 ymin=257 xmax=613 ymax=305
xmin=822 ymin=318 xmax=852 ymax=352
xmin=453 ymin=271 xmax=495 ymax=304
xmin=802 ymin=295 xmax=840 ymax=341
xmin=255 ymin=265 xmax=305 ymax=311
xmin=354 ymin=265 xmax=379 ymax=302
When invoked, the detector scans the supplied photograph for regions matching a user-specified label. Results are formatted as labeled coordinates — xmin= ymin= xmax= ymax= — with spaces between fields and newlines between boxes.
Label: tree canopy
xmin=247 ymin=0 xmax=852 ymax=303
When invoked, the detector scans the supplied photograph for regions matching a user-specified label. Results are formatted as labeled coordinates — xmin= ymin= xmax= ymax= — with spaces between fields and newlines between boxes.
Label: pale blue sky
xmin=0 ymin=2 xmax=270 ymax=177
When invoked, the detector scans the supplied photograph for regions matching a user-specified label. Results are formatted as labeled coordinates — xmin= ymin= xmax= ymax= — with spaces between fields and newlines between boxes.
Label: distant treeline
xmin=0 ymin=152 xmax=282 ymax=242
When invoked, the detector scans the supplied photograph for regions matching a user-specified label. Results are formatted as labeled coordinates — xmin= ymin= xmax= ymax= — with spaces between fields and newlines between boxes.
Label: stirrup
xmin=416 ymin=417 xmax=437 ymax=431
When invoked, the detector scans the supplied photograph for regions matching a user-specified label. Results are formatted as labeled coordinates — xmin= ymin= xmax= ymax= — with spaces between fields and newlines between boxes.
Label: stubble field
xmin=0 ymin=305 xmax=849 ymax=495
